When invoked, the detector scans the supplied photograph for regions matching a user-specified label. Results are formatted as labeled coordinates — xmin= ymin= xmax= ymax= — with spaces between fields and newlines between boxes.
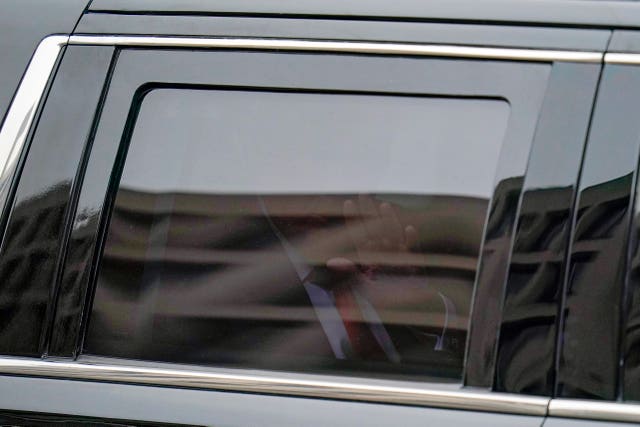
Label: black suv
xmin=1 ymin=0 xmax=640 ymax=425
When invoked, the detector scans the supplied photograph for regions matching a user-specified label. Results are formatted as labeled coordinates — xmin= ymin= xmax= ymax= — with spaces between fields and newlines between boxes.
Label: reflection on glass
xmin=86 ymin=89 xmax=509 ymax=381
xmin=559 ymin=175 xmax=632 ymax=399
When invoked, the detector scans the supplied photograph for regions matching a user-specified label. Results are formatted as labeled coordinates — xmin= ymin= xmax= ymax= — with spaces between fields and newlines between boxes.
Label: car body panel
xmin=0 ymin=0 xmax=88 ymax=129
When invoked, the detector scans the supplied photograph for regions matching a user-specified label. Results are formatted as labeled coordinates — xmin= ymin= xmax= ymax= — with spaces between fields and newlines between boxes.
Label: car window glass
xmin=86 ymin=87 xmax=510 ymax=381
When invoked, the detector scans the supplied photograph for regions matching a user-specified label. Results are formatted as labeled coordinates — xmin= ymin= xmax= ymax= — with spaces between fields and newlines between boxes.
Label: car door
xmin=0 ymin=7 xmax=608 ymax=426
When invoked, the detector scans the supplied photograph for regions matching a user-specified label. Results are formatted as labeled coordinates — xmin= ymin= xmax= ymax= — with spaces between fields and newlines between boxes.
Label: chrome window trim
xmin=549 ymin=399 xmax=640 ymax=424
xmin=68 ymin=35 xmax=603 ymax=63
xmin=6 ymin=356 xmax=640 ymax=423
xmin=605 ymin=53 xmax=640 ymax=65
xmin=0 ymin=356 xmax=549 ymax=416
xmin=0 ymin=35 xmax=68 ymax=213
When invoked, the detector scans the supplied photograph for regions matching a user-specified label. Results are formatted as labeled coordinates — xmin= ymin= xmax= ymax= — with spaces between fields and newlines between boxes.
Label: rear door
xmin=0 ymin=9 xmax=609 ymax=426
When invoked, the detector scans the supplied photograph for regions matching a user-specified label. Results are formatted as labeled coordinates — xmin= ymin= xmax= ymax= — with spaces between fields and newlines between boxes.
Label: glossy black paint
xmin=625 ymin=179 xmax=640 ymax=402
xmin=620 ymin=34 xmax=640 ymax=403
xmin=0 ymin=0 xmax=88 ymax=131
xmin=0 ymin=410 xmax=185 ymax=426
xmin=87 ymin=0 xmax=640 ymax=29
xmin=56 ymin=48 xmax=549 ymax=366
xmin=46 ymin=47 xmax=116 ymax=357
xmin=557 ymin=64 xmax=640 ymax=400
xmin=494 ymin=63 xmax=601 ymax=395
xmin=609 ymin=31 xmax=640 ymax=54
xmin=464 ymin=175 xmax=523 ymax=388
xmin=0 ymin=46 xmax=114 ymax=356
xmin=74 ymin=13 xmax=610 ymax=52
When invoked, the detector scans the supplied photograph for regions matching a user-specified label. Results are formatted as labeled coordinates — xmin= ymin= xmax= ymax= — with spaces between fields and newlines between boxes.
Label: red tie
xmin=334 ymin=286 xmax=385 ymax=360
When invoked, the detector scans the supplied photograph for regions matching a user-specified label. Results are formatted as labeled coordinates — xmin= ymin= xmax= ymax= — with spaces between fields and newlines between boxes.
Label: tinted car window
xmin=85 ymin=87 xmax=510 ymax=381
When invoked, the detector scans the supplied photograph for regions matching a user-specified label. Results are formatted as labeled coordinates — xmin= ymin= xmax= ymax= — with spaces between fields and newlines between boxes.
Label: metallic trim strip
xmin=549 ymin=399 xmax=640 ymax=424
xmin=0 ymin=35 xmax=68 ymax=207
xmin=0 ymin=357 xmax=548 ymax=416
xmin=69 ymin=35 xmax=603 ymax=63
xmin=605 ymin=53 xmax=640 ymax=65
